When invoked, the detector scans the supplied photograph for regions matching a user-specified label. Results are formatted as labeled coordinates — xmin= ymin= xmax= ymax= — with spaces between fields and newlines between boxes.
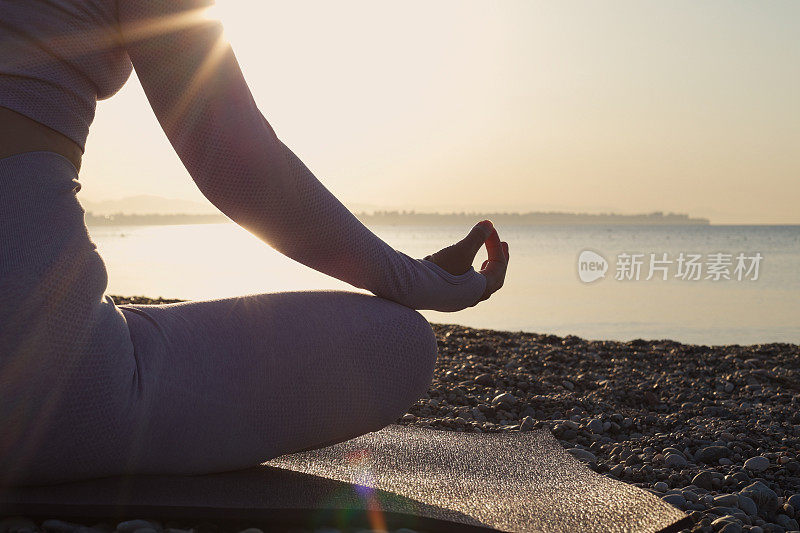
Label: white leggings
xmin=0 ymin=152 xmax=438 ymax=486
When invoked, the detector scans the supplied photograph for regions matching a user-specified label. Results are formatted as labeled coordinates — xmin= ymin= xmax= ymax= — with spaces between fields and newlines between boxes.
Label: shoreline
xmin=111 ymin=294 xmax=798 ymax=349
xmin=103 ymin=296 xmax=800 ymax=532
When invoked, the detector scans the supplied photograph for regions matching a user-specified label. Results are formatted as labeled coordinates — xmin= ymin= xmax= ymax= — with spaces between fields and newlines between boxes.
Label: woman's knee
xmin=367 ymin=302 xmax=439 ymax=424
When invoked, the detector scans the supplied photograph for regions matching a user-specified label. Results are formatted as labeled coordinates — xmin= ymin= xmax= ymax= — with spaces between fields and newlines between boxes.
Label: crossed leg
xmin=113 ymin=289 xmax=439 ymax=478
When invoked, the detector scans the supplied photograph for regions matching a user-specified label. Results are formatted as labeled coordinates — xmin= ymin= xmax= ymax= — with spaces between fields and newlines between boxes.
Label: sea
xmin=86 ymin=223 xmax=800 ymax=346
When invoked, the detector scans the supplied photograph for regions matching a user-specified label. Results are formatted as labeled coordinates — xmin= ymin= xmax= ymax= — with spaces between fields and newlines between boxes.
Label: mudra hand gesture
xmin=424 ymin=220 xmax=509 ymax=305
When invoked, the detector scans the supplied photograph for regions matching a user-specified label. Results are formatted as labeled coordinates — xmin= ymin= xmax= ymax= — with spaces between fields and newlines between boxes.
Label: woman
xmin=0 ymin=0 xmax=509 ymax=486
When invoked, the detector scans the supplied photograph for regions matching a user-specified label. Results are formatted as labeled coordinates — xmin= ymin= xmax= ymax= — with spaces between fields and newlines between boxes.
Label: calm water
xmin=87 ymin=223 xmax=800 ymax=346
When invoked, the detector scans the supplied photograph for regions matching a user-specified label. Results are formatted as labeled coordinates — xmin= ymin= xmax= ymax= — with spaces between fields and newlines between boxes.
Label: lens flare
xmin=346 ymin=447 xmax=387 ymax=532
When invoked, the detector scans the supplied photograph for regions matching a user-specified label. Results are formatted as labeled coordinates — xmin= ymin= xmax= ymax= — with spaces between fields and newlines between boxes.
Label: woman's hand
xmin=423 ymin=220 xmax=509 ymax=305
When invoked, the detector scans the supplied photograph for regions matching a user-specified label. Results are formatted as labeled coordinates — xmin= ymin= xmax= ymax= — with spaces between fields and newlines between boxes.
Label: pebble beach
xmin=2 ymin=295 xmax=798 ymax=533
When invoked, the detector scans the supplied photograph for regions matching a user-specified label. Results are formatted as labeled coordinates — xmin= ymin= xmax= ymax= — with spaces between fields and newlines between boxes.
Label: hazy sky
xmin=79 ymin=0 xmax=799 ymax=224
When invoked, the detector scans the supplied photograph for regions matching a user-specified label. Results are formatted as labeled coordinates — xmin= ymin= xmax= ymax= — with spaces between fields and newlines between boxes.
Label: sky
xmin=78 ymin=0 xmax=800 ymax=224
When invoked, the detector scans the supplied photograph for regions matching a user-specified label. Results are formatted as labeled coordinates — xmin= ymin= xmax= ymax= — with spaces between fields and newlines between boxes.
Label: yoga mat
xmin=0 ymin=425 xmax=691 ymax=533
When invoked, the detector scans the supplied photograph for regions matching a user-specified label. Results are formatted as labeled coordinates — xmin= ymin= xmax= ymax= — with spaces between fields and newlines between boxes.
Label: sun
xmin=200 ymin=1 xmax=247 ymax=47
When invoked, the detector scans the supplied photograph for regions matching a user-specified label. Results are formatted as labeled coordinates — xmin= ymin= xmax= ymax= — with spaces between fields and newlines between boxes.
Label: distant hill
xmin=81 ymin=195 xmax=387 ymax=216
xmin=84 ymin=209 xmax=709 ymax=227
xmin=81 ymin=195 xmax=217 ymax=215
xmin=354 ymin=210 xmax=710 ymax=226
xmin=85 ymin=212 xmax=229 ymax=226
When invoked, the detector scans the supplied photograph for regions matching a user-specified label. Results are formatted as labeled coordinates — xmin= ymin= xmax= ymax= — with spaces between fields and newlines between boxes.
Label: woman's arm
xmin=116 ymin=0 xmax=486 ymax=311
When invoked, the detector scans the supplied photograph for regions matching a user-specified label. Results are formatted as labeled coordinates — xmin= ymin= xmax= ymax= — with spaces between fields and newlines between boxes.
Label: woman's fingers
xmin=461 ymin=220 xmax=494 ymax=258
xmin=485 ymin=225 xmax=503 ymax=263
xmin=477 ymin=237 xmax=509 ymax=303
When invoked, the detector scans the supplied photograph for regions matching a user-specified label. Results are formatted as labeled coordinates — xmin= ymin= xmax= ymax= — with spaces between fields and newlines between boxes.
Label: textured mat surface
xmin=0 ymin=425 xmax=690 ymax=533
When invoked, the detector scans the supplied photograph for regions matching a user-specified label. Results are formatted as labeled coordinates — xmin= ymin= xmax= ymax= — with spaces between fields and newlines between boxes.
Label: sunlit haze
xmin=80 ymin=1 xmax=799 ymax=224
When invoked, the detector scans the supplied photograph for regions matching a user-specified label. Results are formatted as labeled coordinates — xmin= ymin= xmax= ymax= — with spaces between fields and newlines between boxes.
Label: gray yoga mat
xmin=0 ymin=425 xmax=691 ymax=533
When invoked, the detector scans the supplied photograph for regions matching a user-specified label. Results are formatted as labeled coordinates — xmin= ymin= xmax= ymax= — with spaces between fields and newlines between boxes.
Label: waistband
xmin=0 ymin=150 xmax=80 ymax=185
xmin=0 ymin=151 xmax=90 ymax=276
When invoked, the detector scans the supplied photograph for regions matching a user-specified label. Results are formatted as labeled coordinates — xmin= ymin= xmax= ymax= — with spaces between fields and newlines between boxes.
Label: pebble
xmin=775 ymin=513 xmax=799 ymax=530
xmin=491 ymin=392 xmax=516 ymax=408
xmin=653 ymin=481 xmax=669 ymax=492
xmin=683 ymin=490 xmax=700 ymax=503
xmin=692 ymin=471 xmax=715 ymax=491
xmin=567 ymin=448 xmax=597 ymax=463
xmin=695 ymin=446 xmax=730 ymax=464
xmin=115 ymin=522 xmax=161 ymax=533
xmin=520 ymin=416 xmax=536 ymax=431
xmin=788 ymin=494 xmax=800 ymax=509
xmin=738 ymin=494 xmax=758 ymax=516
xmin=665 ymin=453 xmax=688 ymax=468
xmin=587 ymin=419 xmax=604 ymax=434
xmin=740 ymin=481 xmax=779 ymax=514
xmin=0 ymin=517 xmax=38 ymax=533
xmin=716 ymin=521 xmax=742 ymax=533
xmin=662 ymin=494 xmax=686 ymax=508
xmin=42 ymin=521 xmax=83 ymax=533
xmin=714 ymin=494 xmax=739 ymax=508
xmin=743 ymin=456 xmax=770 ymax=472
xmin=474 ymin=373 xmax=494 ymax=385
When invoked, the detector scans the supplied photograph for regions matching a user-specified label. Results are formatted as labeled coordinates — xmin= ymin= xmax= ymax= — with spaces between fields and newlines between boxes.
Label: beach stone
xmin=132 ymin=529 xmax=157 ymax=533
xmin=491 ymin=393 xmax=516 ymax=408
xmin=663 ymin=447 xmax=684 ymax=457
xmin=787 ymin=494 xmax=800 ymax=509
xmin=653 ymin=481 xmax=669 ymax=492
xmin=586 ymin=419 xmax=604 ymax=433
xmin=42 ymin=521 xmax=85 ymax=533
xmin=739 ymin=495 xmax=759 ymax=516
xmin=662 ymin=493 xmax=686 ymax=508
xmin=741 ymin=481 xmax=779 ymax=514
xmin=683 ymin=490 xmax=700 ymax=503
xmin=401 ymin=413 xmax=416 ymax=422
xmin=714 ymin=520 xmax=742 ymax=533
xmin=567 ymin=448 xmax=596 ymax=463
xmin=561 ymin=420 xmax=580 ymax=431
xmin=696 ymin=446 xmax=730 ymax=464
xmin=665 ymin=453 xmax=688 ymax=468
xmin=520 ymin=416 xmax=536 ymax=431
xmin=715 ymin=494 xmax=740 ymax=508
xmin=474 ymin=373 xmax=493 ymax=385
xmin=237 ymin=529 xmax=264 ymax=533
xmin=745 ymin=456 xmax=770 ymax=472
xmin=775 ymin=514 xmax=799 ymax=530
xmin=693 ymin=471 xmax=715 ymax=490
xmin=116 ymin=521 xmax=160 ymax=533
xmin=0 ymin=518 xmax=38 ymax=533
xmin=749 ymin=527 xmax=764 ymax=533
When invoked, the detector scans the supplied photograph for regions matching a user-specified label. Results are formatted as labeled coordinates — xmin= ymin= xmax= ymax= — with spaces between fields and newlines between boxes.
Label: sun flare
xmin=200 ymin=2 xmax=232 ymax=43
